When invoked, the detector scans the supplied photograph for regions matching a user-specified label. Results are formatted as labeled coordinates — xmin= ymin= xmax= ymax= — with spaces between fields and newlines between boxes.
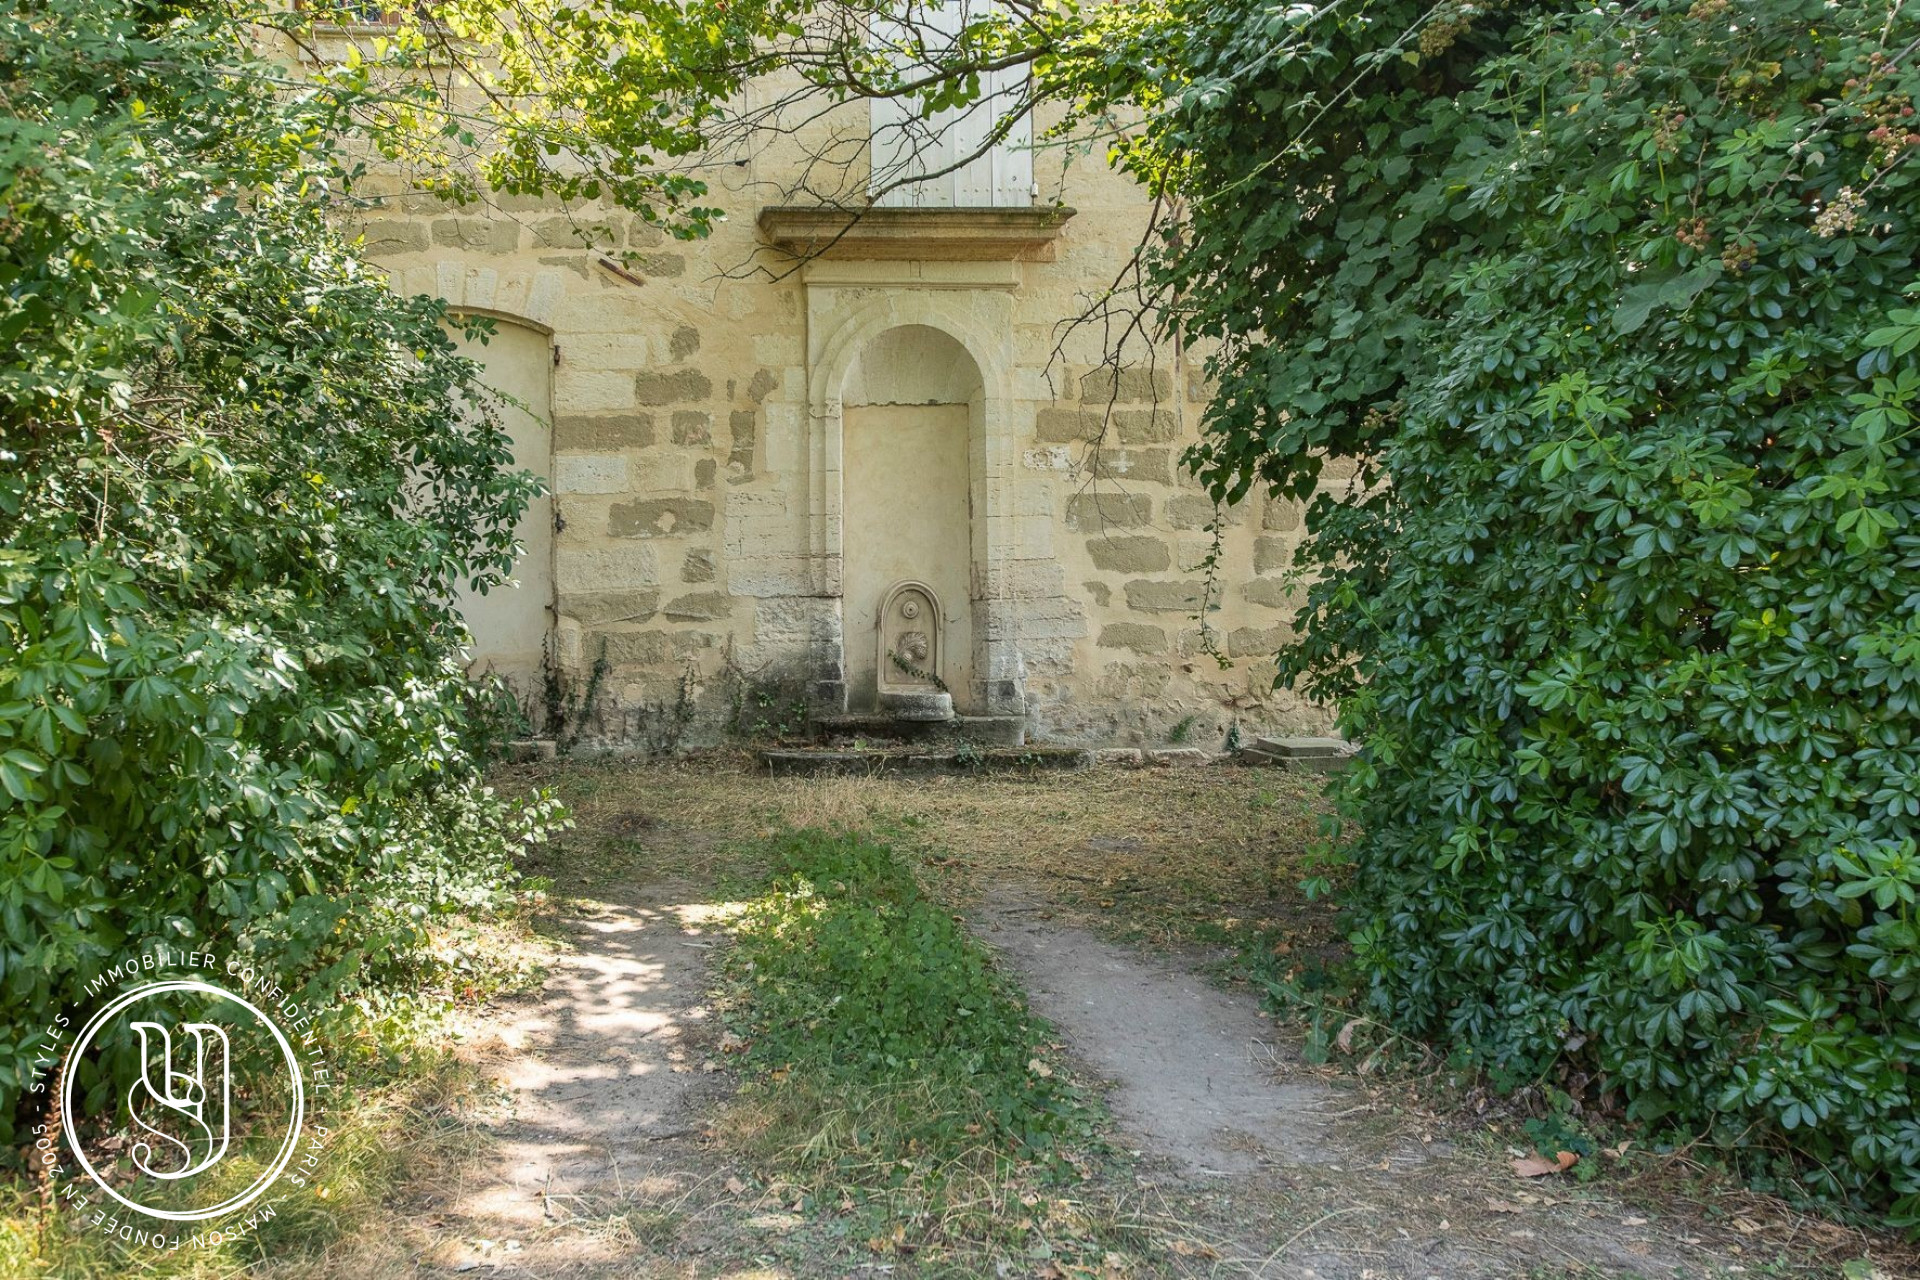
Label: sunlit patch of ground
xmin=84 ymin=752 xmax=1900 ymax=1279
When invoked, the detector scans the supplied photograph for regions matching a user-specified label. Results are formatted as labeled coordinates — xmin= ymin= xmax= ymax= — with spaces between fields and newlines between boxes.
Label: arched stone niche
xmin=806 ymin=287 xmax=1029 ymax=719
xmin=840 ymin=325 xmax=979 ymax=711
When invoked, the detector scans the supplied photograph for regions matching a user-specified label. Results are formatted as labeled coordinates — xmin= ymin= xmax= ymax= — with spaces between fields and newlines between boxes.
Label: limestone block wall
xmin=347 ymin=112 xmax=1342 ymax=749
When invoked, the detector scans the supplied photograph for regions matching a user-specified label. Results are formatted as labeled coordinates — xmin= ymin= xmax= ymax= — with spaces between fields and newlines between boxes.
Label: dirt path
xmin=976 ymin=894 xmax=1764 ymax=1280
xmin=979 ymin=894 xmax=1338 ymax=1176
xmin=421 ymin=886 xmax=1793 ymax=1279
xmin=429 ymin=887 xmax=726 ymax=1276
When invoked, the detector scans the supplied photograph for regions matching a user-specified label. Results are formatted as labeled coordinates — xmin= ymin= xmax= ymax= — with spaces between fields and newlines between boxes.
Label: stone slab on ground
xmin=1240 ymin=735 xmax=1357 ymax=771
xmin=1252 ymin=735 xmax=1352 ymax=758
xmin=808 ymin=712 xmax=1027 ymax=747
xmin=1147 ymin=746 xmax=1213 ymax=767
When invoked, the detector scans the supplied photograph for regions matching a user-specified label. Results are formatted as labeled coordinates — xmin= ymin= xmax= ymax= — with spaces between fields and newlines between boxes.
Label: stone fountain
xmin=875 ymin=580 xmax=954 ymax=722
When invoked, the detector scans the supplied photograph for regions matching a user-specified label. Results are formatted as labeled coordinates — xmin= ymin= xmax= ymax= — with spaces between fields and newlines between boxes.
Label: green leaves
xmin=1062 ymin=0 xmax=1920 ymax=1229
xmin=0 ymin=0 xmax=562 ymax=1146
xmin=0 ymin=751 xmax=46 ymax=804
xmin=1832 ymin=841 xmax=1920 ymax=912
xmin=1610 ymin=265 xmax=1721 ymax=335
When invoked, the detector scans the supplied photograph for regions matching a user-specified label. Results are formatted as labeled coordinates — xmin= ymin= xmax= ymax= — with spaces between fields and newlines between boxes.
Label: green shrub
xmin=1056 ymin=0 xmax=1920 ymax=1224
xmin=724 ymin=828 xmax=1081 ymax=1154
xmin=0 ymin=0 xmax=562 ymax=1142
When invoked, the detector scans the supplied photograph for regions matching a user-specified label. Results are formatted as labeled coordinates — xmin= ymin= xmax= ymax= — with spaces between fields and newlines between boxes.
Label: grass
xmin=504 ymin=752 xmax=1917 ymax=1278
xmin=0 ymin=905 xmax=553 ymax=1280
xmin=0 ymin=1045 xmax=491 ymax=1279
xmin=504 ymin=749 xmax=1336 ymax=952
xmin=21 ymin=753 xmax=1908 ymax=1277
xmin=710 ymin=825 xmax=1117 ymax=1271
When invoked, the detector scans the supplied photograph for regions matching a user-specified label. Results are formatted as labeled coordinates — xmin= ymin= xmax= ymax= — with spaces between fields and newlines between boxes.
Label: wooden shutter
xmin=869 ymin=0 xmax=1030 ymax=208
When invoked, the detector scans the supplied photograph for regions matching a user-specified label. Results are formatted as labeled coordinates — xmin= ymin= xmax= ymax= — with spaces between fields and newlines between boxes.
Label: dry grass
xmin=491 ymin=752 xmax=1920 ymax=1280
xmin=0 ymin=1044 xmax=498 ymax=1280
xmin=0 ymin=898 xmax=554 ymax=1280
xmin=35 ymin=755 xmax=1902 ymax=1278
xmin=502 ymin=748 xmax=1340 ymax=958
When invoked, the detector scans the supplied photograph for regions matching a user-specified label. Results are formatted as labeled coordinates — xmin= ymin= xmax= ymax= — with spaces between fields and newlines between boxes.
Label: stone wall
xmin=347 ymin=100 xmax=1343 ymax=751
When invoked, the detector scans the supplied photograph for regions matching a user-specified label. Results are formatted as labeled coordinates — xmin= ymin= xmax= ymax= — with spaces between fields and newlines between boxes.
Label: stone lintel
xmin=756 ymin=205 xmax=1077 ymax=263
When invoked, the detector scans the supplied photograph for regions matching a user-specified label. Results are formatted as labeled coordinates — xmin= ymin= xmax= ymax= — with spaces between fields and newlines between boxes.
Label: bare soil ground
xmin=420 ymin=886 xmax=731 ymax=1277
xmin=394 ymin=754 xmax=1912 ymax=1280
xmin=977 ymin=894 xmax=1774 ymax=1278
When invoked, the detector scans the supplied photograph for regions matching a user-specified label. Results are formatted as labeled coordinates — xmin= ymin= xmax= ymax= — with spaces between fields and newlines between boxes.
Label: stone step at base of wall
xmin=1094 ymin=747 xmax=1224 ymax=767
xmin=809 ymin=713 xmax=1027 ymax=749
xmin=760 ymin=745 xmax=1091 ymax=777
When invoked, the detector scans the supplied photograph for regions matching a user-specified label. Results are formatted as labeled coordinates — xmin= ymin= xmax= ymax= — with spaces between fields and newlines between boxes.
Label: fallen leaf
xmin=1335 ymin=1018 xmax=1364 ymax=1053
xmin=1511 ymin=1150 xmax=1579 ymax=1177
xmin=1027 ymin=1058 xmax=1054 ymax=1078
xmin=724 ymin=1176 xmax=747 ymax=1195
xmin=1484 ymin=1199 xmax=1526 ymax=1214
xmin=1169 ymin=1240 xmax=1220 ymax=1259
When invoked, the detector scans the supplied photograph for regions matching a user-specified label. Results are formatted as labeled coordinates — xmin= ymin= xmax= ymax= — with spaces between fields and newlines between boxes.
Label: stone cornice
xmin=755 ymin=205 xmax=1077 ymax=263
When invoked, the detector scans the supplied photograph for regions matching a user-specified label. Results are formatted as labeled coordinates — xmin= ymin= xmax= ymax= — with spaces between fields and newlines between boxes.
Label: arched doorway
xmin=448 ymin=315 xmax=555 ymax=718
xmin=840 ymin=325 xmax=981 ymax=712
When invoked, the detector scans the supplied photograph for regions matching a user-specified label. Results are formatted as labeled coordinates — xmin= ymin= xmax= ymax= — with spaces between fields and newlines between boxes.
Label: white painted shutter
xmin=869 ymin=0 xmax=1030 ymax=208
xmin=868 ymin=77 xmax=931 ymax=208
xmin=985 ymin=63 xmax=1033 ymax=204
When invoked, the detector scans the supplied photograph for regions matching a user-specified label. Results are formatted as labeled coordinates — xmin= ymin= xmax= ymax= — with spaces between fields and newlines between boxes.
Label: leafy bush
xmin=1059 ymin=0 xmax=1920 ymax=1223
xmin=723 ymin=828 xmax=1081 ymax=1153
xmin=0 ymin=0 xmax=562 ymax=1141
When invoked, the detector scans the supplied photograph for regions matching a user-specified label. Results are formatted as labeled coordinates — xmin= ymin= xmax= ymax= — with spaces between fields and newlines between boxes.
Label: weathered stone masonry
xmin=350 ymin=122 xmax=1343 ymax=749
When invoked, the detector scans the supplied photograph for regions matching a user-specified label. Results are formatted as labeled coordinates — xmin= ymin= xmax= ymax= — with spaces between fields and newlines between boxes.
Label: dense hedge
xmin=0 ymin=0 xmax=559 ymax=1141
xmin=1058 ymin=0 xmax=1920 ymax=1222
